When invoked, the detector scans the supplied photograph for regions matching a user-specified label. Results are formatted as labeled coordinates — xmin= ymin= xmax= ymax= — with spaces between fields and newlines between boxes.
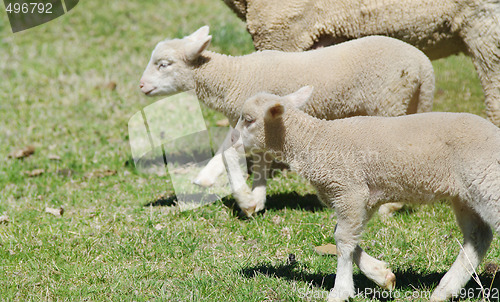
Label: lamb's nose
xmin=139 ymin=81 xmax=145 ymax=89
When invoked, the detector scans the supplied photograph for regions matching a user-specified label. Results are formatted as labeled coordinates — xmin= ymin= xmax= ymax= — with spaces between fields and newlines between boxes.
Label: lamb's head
xmin=139 ymin=26 xmax=212 ymax=96
xmin=232 ymin=86 xmax=314 ymax=153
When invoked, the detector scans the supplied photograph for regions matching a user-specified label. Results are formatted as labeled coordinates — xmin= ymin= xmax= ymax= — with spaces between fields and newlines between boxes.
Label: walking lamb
xmin=230 ymin=86 xmax=500 ymax=302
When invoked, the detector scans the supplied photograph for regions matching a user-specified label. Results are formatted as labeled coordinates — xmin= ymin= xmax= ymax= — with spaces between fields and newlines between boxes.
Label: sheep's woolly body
xmin=235 ymin=90 xmax=500 ymax=301
xmin=192 ymin=36 xmax=434 ymax=125
xmin=271 ymin=111 xmax=500 ymax=209
xmin=224 ymin=0 xmax=500 ymax=125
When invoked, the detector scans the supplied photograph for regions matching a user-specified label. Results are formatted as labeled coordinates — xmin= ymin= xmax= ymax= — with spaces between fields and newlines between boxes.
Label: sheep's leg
xmin=462 ymin=10 xmax=500 ymax=126
xmin=193 ymin=129 xmax=247 ymax=187
xmin=248 ymin=151 xmax=269 ymax=214
xmin=353 ymin=246 xmax=396 ymax=290
xmin=327 ymin=190 xmax=371 ymax=302
xmin=430 ymin=200 xmax=493 ymax=302
xmin=221 ymin=144 xmax=259 ymax=216
xmin=193 ymin=132 xmax=230 ymax=187
xmin=378 ymin=202 xmax=404 ymax=217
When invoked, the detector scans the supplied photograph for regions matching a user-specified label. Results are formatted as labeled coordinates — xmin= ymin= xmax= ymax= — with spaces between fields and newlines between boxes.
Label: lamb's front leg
xmin=324 ymin=189 xmax=371 ymax=302
xmin=328 ymin=219 xmax=358 ymax=302
xmin=222 ymin=145 xmax=256 ymax=216
xmin=248 ymin=151 xmax=270 ymax=214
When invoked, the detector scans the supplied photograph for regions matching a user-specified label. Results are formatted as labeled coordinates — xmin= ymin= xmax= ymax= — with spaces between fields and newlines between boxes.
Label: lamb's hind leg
xmin=430 ymin=200 xmax=493 ymax=302
xmin=193 ymin=153 xmax=226 ymax=187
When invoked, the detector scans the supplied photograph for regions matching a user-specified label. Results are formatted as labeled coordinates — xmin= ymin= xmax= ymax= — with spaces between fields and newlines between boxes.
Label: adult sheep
xmin=222 ymin=0 xmax=500 ymax=126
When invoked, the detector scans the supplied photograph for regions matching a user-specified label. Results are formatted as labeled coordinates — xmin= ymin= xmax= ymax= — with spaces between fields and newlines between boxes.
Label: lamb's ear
xmin=287 ymin=86 xmax=314 ymax=109
xmin=185 ymin=35 xmax=212 ymax=61
xmin=186 ymin=26 xmax=210 ymax=41
xmin=265 ymin=103 xmax=285 ymax=120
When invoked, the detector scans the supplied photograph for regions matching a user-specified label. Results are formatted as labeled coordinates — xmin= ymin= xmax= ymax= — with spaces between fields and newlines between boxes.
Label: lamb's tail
xmin=414 ymin=59 xmax=435 ymax=114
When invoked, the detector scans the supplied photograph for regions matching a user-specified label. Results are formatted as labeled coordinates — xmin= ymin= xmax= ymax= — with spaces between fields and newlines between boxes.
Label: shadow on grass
xmin=240 ymin=261 xmax=500 ymax=301
xmin=222 ymin=192 xmax=326 ymax=217
xmin=144 ymin=195 xmax=177 ymax=207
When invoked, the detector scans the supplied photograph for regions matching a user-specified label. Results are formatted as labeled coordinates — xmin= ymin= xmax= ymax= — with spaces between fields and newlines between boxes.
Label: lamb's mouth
xmin=144 ymin=88 xmax=156 ymax=95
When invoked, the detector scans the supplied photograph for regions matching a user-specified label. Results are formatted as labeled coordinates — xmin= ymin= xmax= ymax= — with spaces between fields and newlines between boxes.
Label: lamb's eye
xmin=158 ymin=62 xmax=171 ymax=70
xmin=244 ymin=116 xmax=255 ymax=124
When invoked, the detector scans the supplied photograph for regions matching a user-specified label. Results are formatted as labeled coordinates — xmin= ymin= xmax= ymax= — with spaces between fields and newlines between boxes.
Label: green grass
xmin=0 ymin=0 xmax=499 ymax=301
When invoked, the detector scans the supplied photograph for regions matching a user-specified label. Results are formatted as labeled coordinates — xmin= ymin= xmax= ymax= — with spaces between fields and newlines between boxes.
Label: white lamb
xmin=230 ymin=86 xmax=500 ymax=302
xmin=140 ymin=26 xmax=434 ymax=216
xmin=222 ymin=0 xmax=500 ymax=126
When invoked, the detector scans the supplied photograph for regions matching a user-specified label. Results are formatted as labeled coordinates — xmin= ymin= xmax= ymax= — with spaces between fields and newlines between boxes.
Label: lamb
xmin=230 ymin=86 xmax=500 ymax=302
xmin=222 ymin=0 xmax=500 ymax=126
xmin=139 ymin=26 xmax=434 ymax=216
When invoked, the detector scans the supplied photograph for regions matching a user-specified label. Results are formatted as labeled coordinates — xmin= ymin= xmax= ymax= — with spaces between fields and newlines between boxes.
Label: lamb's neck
xmin=193 ymin=51 xmax=241 ymax=123
xmin=267 ymin=111 xmax=331 ymax=171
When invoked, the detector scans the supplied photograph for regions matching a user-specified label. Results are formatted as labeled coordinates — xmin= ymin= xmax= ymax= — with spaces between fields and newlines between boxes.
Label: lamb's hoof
xmin=240 ymin=205 xmax=257 ymax=217
xmin=327 ymin=298 xmax=345 ymax=302
xmin=429 ymin=293 xmax=447 ymax=302
xmin=378 ymin=202 xmax=404 ymax=218
xmin=327 ymin=291 xmax=351 ymax=302
xmin=192 ymin=177 xmax=215 ymax=188
xmin=383 ymin=271 xmax=396 ymax=290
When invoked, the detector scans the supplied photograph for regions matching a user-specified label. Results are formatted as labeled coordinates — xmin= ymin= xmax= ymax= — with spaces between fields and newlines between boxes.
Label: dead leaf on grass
xmin=84 ymin=169 xmax=117 ymax=179
xmin=95 ymin=81 xmax=117 ymax=91
xmin=314 ymin=244 xmax=337 ymax=256
xmin=485 ymin=262 xmax=499 ymax=275
xmin=9 ymin=146 xmax=35 ymax=159
xmin=45 ymin=207 xmax=64 ymax=217
xmin=154 ymin=223 xmax=166 ymax=230
xmin=0 ymin=215 xmax=9 ymax=224
xmin=24 ymin=169 xmax=45 ymax=177
xmin=216 ymin=118 xmax=230 ymax=127
xmin=105 ymin=81 xmax=117 ymax=90
xmin=57 ymin=169 xmax=74 ymax=177
xmin=48 ymin=154 xmax=61 ymax=161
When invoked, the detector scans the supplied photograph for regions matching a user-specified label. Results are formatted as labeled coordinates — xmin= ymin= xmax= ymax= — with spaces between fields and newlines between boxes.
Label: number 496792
xmin=5 ymin=2 xmax=53 ymax=14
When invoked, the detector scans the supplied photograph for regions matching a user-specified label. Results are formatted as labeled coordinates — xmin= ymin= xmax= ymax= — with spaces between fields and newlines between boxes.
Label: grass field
xmin=0 ymin=0 xmax=499 ymax=301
